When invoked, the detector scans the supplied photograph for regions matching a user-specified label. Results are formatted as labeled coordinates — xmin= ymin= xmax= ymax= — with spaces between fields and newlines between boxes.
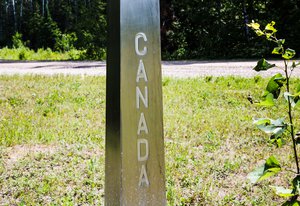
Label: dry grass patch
xmin=3 ymin=144 xmax=57 ymax=166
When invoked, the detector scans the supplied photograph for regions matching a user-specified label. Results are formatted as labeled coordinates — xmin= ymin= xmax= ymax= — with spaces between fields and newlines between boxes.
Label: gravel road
xmin=0 ymin=60 xmax=299 ymax=78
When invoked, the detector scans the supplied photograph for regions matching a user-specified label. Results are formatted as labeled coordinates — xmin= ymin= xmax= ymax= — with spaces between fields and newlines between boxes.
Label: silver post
xmin=105 ymin=0 xmax=166 ymax=205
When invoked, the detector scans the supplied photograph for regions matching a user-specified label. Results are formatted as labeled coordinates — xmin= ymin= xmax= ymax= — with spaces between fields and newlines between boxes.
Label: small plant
xmin=55 ymin=32 xmax=78 ymax=52
xmin=247 ymin=21 xmax=300 ymax=205
xmin=12 ymin=32 xmax=26 ymax=48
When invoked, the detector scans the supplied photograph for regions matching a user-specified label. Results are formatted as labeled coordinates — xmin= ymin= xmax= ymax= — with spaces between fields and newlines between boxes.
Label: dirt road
xmin=0 ymin=60 xmax=299 ymax=77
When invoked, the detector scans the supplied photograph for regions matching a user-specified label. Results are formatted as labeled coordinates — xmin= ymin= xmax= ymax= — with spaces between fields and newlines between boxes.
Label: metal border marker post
xmin=105 ymin=0 xmax=166 ymax=205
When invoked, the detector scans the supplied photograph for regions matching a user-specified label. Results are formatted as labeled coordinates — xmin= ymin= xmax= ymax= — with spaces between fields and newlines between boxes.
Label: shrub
xmin=247 ymin=21 xmax=300 ymax=205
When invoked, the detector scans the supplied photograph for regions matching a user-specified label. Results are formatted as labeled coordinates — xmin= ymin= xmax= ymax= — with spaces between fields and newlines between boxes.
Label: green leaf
xmin=295 ymin=85 xmax=300 ymax=104
xmin=284 ymin=92 xmax=300 ymax=107
xmin=254 ymin=30 xmax=264 ymax=36
xmin=256 ymin=93 xmax=275 ymax=107
xmin=270 ymin=135 xmax=284 ymax=147
xmin=266 ymin=33 xmax=272 ymax=40
xmin=247 ymin=165 xmax=265 ymax=184
xmin=282 ymin=200 xmax=300 ymax=206
xmin=272 ymin=46 xmax=284 ymax=55
xmin=247 ymin=21 xmax=260 ymax=30
xmin=282 ymin=48 xmax=296 ymax=60
xmin=292 ymin=176 xmax=300 ymax=195
xmin=253 ymin=118 xmax=287 ymax=137
xmin=247 ymin=156 xmax=281 ymax=184
xmin=278 ymin=39 xmax=286 ymax=46
xmin=253 ymin=118 xmax=270 ymax=125
xmin=265 ymin=21 xmax=277 ymax=33
xmin=297 ymin=84 xmax=300 ymax=93
xmin=265 ymin=73 xmax=285 ymax=99
xmin=296 ymin=137 xmax=300 ymax=145
xmin=265 ymin=155 xmax=281 ymax=171
xmin=284 ymin=92 xmax=297 ymax=107
xmin=253 ymin=59 xmax=276 ymax=71
xmin=270 ymin=186 xmax=295 ymax=197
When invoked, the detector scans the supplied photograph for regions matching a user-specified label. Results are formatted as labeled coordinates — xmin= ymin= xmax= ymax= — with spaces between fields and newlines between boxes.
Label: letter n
xmin=136 ymin=86 xmax=148 ymax=109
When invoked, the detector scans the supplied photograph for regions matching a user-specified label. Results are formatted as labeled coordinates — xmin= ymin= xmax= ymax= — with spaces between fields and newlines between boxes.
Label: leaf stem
xmin=284 ymin=59 xmax=300 ymax=174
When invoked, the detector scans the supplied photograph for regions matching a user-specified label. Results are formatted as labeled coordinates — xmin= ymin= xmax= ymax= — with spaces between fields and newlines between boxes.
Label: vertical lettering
xmin=139 ymin=164 xmax=150 ymax=187
xmin=136 ymin=86 xmax=148 ymax=109
xmin=135 ymin=32 xmax=151 ymax=189
xmin=135 ymin=32 xmax=147 ymax=56
xmin=136 ymin=59 xmax=148 ymax=82
xmin=137 ymin=138 xmax=149 ymax=161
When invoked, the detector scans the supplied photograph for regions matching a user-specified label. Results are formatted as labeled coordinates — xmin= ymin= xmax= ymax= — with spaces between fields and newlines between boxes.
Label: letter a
xmin=137 ymin=113 xmax=149 ymax=135
xmin=136 ymin=60 xmax=148 ymax=82
xmin=139 ymin=165 xmax=150 ymax=187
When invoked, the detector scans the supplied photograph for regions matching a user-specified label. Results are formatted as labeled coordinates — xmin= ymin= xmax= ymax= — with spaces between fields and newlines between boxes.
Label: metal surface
xmin=105 ymin=0 xmax=166 ymax=205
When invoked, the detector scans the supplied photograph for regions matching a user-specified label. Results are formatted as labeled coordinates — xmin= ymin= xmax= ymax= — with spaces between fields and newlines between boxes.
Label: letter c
xmin=135 ymin=32 xmax=147 ymax=56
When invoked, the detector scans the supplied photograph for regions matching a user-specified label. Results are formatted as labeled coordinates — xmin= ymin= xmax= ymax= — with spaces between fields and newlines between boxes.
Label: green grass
xmin=0 ymin=75 xmax=300 ymax=205
xmin=0 ymin=47 xmax=84 ymax=61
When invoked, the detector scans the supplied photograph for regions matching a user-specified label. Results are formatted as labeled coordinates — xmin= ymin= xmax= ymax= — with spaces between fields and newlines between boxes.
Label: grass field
xmin=1 ymin=75 xmax=300 ymax=205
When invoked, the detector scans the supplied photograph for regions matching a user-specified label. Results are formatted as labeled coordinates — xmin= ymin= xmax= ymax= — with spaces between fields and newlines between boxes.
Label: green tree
xmin=247 ymin=21 xmax=300 ymax=205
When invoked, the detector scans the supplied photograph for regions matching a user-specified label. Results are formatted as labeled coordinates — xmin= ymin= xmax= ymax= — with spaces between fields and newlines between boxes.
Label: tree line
xmin=1 ymin=0 xmax=300 ymax=60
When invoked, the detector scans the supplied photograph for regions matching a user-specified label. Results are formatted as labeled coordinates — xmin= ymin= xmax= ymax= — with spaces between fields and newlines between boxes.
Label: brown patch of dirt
xmin=3 ymin=144 xmax=57 ymax=166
